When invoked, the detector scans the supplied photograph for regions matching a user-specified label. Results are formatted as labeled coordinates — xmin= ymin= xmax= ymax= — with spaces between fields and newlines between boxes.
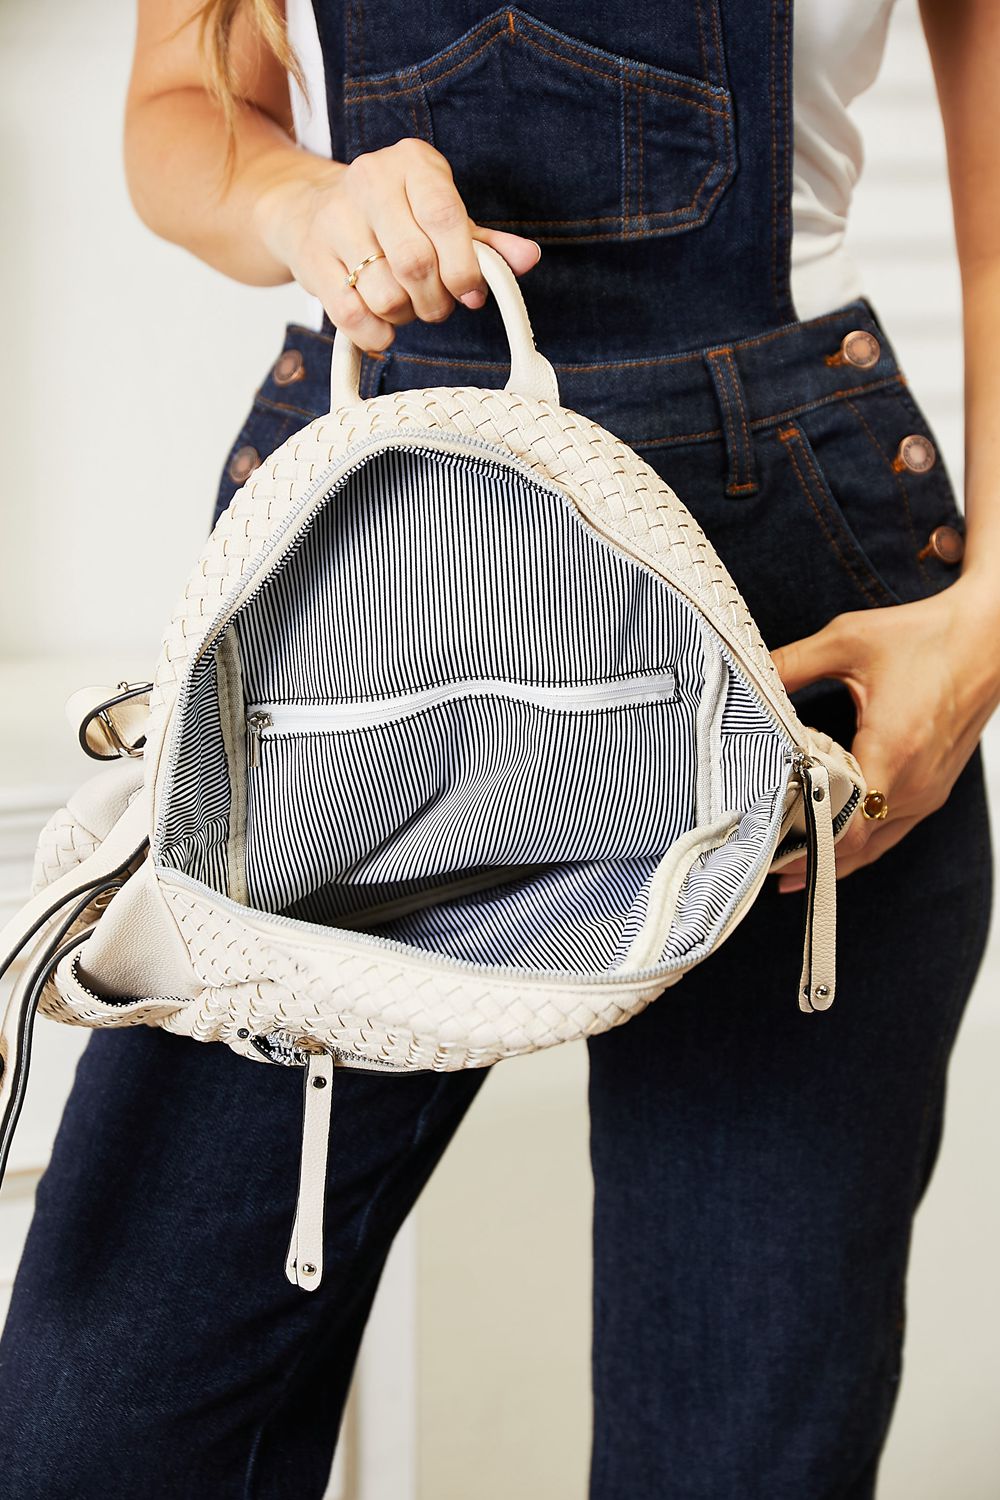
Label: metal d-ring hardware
xmin=79 ymin=680 xmax=153 ymax=762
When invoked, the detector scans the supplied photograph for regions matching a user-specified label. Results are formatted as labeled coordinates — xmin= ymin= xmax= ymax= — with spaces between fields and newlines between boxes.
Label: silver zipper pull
xmin=246 ymin=710 xmax=272 ymax=769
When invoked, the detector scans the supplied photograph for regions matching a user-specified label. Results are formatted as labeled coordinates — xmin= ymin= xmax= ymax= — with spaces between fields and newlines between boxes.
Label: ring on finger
xmin=344 ymin=250 xmax=387 ymax=289
xmin=861 ymin=788 xmax=890 ymax=821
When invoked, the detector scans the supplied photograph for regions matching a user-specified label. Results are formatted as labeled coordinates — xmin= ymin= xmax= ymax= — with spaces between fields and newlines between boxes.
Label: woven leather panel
xmin=31 ymin=806 xmax=99 ymax=895
xmin=167 ymin=879 xmax=676 ymax=1067
xmin=27 ymin=384 xmax=861 ymax=1070
xmin=37 ymin=879 xmax=675 ymax=1071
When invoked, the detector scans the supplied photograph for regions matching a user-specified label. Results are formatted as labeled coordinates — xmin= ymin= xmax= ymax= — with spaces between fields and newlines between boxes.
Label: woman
xmin=0 ymin=1 xmax=995 ymax=1495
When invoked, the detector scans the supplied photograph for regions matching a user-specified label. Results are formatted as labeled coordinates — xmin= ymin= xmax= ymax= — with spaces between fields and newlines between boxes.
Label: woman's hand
xmin=770 ymin=574 xmax=1000 ymax=891
xmin=251 ymin=138 xmax=542 ymax=352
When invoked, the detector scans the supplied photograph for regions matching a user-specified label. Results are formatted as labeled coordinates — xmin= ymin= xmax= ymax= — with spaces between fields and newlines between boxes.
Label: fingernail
xmin=530 ymin=240 xmax=542 ymax=263
xmin=460 ymin=289 xmax=486 ymax=309
xmin=778 ymin=876 xmax=806 ymax=893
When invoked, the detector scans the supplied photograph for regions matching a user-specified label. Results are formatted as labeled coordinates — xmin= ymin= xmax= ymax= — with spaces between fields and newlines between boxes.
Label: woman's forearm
xmin=124 ymin=0 xmax=536 ymax=351
xmin=920 ymin=0 xmax=1000 ymax=610
xmin=124 ymin=87 xmax=343 ymax=286
xmin=957 ymin=260 xmax=1000 ymax=604
xmin=124 ymin=0 xmax=348 ymax=286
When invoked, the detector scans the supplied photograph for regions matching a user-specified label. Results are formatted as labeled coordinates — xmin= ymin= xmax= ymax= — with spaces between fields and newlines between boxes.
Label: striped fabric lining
xmin=157 ymin=445 xmax=791 ymax=977
xmin=245 ymin=695 xmax=698 ymax=913
xmin=236 ymin=447 xmax=699 ymax=702
xmin=376 ymin=785 xmax=783 ymax=972
xmin=156 ymin=663 xmax=231 ymax=899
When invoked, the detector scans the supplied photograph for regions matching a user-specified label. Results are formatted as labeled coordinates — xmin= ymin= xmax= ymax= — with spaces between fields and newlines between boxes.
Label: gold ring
xmin=344 ymin=251 xmax=386 ymax=289
xmin=861 ymin=789 xmax=890 ymax=821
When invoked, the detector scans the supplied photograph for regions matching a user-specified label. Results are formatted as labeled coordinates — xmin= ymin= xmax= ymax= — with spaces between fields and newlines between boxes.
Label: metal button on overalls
xmin=894 ymin=433 xmax=937 ymax=472
xmin=828 ymin=329 xmax=881 ymax=368
xmin=918 ymin=524 xmax=965 ymax=563
xmin=228 ymin=444 xmax=260 ymax=483
xmin=273 ymin=349 xmax=306 ymax=386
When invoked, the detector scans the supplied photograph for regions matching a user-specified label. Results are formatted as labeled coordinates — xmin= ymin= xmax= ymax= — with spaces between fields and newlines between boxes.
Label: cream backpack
xmin=0 ymin=245 xmax=865 ymax=1288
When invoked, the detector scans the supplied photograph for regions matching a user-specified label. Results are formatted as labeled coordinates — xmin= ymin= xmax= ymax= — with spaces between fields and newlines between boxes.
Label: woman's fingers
xmin=778 ymin=812 xmax=922 ymax=890
xmin=338 ymin=237 xmax=417 ymax=329
xmin=322 ymin=250 xmax=397 ymax=352
xmin=775 ymin=707 xmax=939 ymax=890
xmin=289 ymin=193 xmax=398 ymax=351
xmin=472 ymin=226 xmax=544 ymax=276
xmin=285 ymin=140 xmax=543 ymax=349
xmin=833 ymin=812 xmax=921 ymax=875
xmin=770 ymin=588 xmax=999 ymax=893
xmin=331 ymin=141 xmax=540 ymax=343
xmin=404 ymin=153 xmax=489 ymax=308
xmin=368 ymin=200 xmax=454 ymax=323
xmin=356 ymin=144 xmax=459 ymax=323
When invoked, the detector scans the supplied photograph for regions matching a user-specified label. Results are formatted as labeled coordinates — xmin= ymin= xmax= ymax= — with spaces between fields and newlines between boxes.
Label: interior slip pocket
xmin=243 ymin=668 xmax=691 ymax=935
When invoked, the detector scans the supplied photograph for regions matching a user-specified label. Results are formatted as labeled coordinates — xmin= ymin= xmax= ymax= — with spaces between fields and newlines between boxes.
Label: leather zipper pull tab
xmin=797 ymin=759 xmax=837 ymax=1012
xmin=285 ymin=1050 xmax=335 ymax=1291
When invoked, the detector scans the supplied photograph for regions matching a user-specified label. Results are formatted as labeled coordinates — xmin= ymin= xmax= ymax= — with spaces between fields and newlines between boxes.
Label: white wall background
xmin=0 ymin=2 xmax=997 ymax=1497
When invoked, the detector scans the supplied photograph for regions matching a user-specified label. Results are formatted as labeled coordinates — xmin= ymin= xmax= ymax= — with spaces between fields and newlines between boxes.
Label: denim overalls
xmin=0 ymin=5 xmax=992 ymax=1497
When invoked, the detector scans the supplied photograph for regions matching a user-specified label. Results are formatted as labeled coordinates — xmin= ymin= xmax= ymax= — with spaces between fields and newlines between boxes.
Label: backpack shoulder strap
xmin=0 ymin=794 xmax=149 ymax=1180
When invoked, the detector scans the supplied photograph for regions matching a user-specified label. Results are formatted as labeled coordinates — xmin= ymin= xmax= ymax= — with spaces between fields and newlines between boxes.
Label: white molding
xmin=354 ymin=1214 xmax=420 ymax=1500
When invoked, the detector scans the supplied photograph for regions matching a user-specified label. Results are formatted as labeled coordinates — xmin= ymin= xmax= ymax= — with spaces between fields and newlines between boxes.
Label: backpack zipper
xmin=153 ymin=429 xmax=839 ymax=1006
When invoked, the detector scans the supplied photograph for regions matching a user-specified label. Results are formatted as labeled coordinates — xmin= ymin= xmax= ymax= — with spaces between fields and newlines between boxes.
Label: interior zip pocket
xmin=245 ymin=670 xmax=678 ymax=762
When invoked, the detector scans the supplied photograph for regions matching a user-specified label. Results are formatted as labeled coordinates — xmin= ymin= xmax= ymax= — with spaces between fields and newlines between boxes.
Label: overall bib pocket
xmin=343 ymin=4 xmax=736 ymax=242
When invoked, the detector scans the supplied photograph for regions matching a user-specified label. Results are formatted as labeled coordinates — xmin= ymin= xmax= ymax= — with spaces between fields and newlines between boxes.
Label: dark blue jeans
xmin=0 ymin=302 xmax=992 ymax=1498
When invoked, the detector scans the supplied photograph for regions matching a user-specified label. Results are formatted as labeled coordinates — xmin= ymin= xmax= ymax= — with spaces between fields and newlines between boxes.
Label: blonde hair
xmin=190 ymin=0 xmax=307 ymax=182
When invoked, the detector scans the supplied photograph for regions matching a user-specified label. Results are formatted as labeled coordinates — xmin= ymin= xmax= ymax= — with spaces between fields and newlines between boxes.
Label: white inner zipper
xmin=245 ymin=669 xmax=677 ymax=757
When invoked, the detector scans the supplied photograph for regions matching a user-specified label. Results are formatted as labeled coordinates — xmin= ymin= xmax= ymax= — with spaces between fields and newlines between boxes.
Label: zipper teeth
xmin=328 ymin=1045 xmax=409 ymax=1072
xmin=247 ymin=670 xmax=679 ymax=737
xmin=778 ymin=761 xmax=862 ymax=857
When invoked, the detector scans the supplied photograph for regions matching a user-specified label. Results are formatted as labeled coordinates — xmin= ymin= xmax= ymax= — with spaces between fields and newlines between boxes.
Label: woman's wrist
xmin=248 ymin=151 xmax=347 ymax=280
xmin=946 ymin=566 xmax=1000 ymax=709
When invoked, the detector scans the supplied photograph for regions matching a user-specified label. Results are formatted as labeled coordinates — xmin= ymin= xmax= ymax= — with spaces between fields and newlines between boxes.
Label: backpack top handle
xmin=328 ymin=241 xmax=561 ymax=412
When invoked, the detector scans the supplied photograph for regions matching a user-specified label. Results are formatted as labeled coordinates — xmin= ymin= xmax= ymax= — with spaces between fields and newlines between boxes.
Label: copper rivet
xmin=895 ymin=434 xmax=936 ymax=473
xmin=273 ymin=348 xmax=305 ymax=386
xmin=815 ymin=984 xmax=830 ymax=1000
xmin=841 ymin=330 xmax=881 ymax=369
xmin=228 ymin=445 xmax=260 ymax=483
xmin=918 ymin=524 xmax=965 ymax=565
xmin=302 ymin=1263 xmax=317 ymax=1277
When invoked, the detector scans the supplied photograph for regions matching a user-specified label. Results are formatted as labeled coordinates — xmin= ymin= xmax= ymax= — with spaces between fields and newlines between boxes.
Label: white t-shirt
xmin=284 ymin=0 xmax=898 ymax=327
